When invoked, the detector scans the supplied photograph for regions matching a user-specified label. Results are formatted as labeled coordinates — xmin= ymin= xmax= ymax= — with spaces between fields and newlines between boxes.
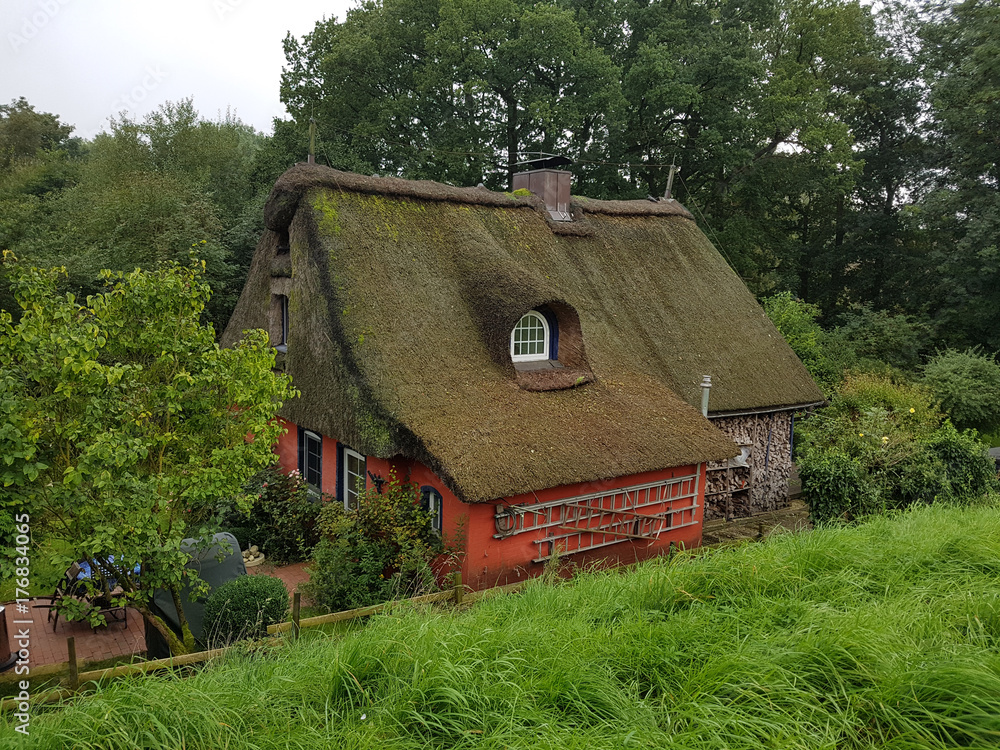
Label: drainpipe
xmin=700 ymin=375 xmax=712 ymax=417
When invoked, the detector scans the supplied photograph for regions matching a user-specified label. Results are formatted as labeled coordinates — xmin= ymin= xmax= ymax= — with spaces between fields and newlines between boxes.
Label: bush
xmin=218 ymin=465 xmax=321 ymax=564
xmin=799 ymin=452 xmax=881 ymax=522
xmin=826 ymin=372 xmax=941 ymax=427
xmin=762 ymin=292 xmax=845 ymax=393
xmin=923 ymin=421 xmax=998 ymax=500
xmin=798 ymin=373 xmax=998 ymax=523
xmin=835 ymin=305 xmax=929 ymax=372
xmin=922 ymin=347 xmax=1000 ymax=433
xmin=303 ymin=473 xmax=443 ymax=613
xmin=203 ymin=574 xmax=288 ymax=646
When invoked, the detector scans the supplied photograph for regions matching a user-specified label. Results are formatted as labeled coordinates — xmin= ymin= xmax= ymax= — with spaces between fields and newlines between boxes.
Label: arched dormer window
xmin=510 ymin=311 xmax=551 ymax=362
xmin=507 ymin=302 xmax=592 ymax=390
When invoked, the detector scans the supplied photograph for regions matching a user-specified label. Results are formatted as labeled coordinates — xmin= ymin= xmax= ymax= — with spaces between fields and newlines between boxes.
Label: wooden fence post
xmin=292 ymin=592 xmax=301 ymax=640
xmin=66 ymin=637 xmax=78 ymax=691
xmin=452 ymin=572 xmax=463 ymax=606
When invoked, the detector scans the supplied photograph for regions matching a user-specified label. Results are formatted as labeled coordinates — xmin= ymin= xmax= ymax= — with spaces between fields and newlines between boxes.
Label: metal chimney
xmin=512 ymin=155 xmax=573 ymax=222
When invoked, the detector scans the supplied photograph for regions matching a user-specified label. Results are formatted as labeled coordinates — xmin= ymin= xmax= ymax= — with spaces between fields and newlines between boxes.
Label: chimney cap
xmin=515 ymin=154 xmax=573 ymax=171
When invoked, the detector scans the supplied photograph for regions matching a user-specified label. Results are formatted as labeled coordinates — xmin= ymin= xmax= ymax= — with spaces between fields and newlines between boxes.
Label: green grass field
xmin=6 ymin=500 xmax=1000 ymax=749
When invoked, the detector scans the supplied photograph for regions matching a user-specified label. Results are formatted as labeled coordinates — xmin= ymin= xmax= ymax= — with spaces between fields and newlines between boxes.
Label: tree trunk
xmin=169 ymin=584 xmax=197 ymax=653
xmin=138 ymin=607 xmax=193 ymax=656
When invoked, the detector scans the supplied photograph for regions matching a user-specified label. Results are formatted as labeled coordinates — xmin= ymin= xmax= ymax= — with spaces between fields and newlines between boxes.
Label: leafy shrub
xmin=836 ymin=305 xmax=930 ymax=372
xmin=826 ymin=372 xmax=941 ymax=427
xmin=922 ymin=347 xmax=1000 ymax=433
xmin=762 ymin=292 xmax=846 ymax=393
xmin=203 ymin=574 xmax=288 ymax=646
xmin=923 ymin=421 xmax=998 ymax=500
xmin=303 ymin=473 xmax=443 ymax=613
xmin=799 ymin=452 xmax=881 ymax=522
xmin=795 ymin=373 xmax=940 ymax=463
xmin=798 ymin=374 xmax=998 ymax=523
xmin=218 ymin=465 xmax=320 ymax=564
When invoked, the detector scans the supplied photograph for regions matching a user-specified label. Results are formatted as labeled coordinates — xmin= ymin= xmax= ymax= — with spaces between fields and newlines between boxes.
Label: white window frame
xmin=510 ymin=311 xmax=550 ymax=362
xmin=280 ymin=294 xmax=289 ymax=347
xmin=302 ymin=430 xmax=322 ymax=495
xmin=421 ymin=487 xmax=444 ymax=534
xmin=343 ymin=447 xmax=366 ymax=511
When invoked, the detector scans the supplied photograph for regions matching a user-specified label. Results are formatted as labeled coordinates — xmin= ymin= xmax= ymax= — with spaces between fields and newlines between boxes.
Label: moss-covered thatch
xmin=224 ymin=165 xmax=823 ymax=502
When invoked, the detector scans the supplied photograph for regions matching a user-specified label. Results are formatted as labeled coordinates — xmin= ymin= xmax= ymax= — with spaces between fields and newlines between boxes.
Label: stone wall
xmin=704 ymin=411 xmax=795 ymax=520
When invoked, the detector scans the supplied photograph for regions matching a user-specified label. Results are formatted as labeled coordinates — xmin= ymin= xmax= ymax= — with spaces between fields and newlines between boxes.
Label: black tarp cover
xmin=145 ymin=532 xmax=246 ymax=658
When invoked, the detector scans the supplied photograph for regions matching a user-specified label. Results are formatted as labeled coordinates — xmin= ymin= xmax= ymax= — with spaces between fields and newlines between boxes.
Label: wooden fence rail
xmin=1 ymin=573 xmax=529 ymax=713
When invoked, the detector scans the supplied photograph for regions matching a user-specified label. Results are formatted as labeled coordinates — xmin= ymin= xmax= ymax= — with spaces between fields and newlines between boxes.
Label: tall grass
xmin=7 ymin=501 xmax=1000 ymax=749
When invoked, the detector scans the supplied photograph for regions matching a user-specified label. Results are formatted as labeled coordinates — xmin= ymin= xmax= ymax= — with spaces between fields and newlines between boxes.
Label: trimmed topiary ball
xmin=203 ymin=574 xmax=289 ymax=646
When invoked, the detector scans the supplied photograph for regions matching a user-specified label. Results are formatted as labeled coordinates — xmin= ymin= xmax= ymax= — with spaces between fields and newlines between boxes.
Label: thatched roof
xmin=224 ymin=165 xmax=822 ymax=502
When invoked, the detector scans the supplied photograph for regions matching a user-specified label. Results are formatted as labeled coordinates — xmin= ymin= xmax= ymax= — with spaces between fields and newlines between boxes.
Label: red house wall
xmin=274 ymin=417 xmax=345 ymax=497
xmin=275 ymin=417 xmax=297 ymax=475
xmin=456 ymin=464 xmax=705 ymax=590
xmin=274 ymin=420 xmax=706 ymax=592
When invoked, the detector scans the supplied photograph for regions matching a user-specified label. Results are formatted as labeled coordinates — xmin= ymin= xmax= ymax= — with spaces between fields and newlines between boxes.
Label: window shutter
xmin=336 ymin=442 xmax=345 ymax=504
xmin=541 ymin=308 xmax=559 ymax=360
xmin=297 ymin=426 xmax=304 ymax=475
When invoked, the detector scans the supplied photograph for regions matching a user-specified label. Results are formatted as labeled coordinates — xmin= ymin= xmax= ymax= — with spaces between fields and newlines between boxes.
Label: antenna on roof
xmin=664 ymin=157 xmax=680 ymax=200
xmin=308 ymin=116 xmax=317 ymax=165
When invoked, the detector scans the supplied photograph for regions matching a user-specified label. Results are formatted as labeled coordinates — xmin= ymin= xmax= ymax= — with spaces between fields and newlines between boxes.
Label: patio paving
xmin=1 ymin=562 xmax=313 ymax=670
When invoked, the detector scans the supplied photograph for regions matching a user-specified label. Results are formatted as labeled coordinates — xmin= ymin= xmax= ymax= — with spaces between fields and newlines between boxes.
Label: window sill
xmin=513 ymin=359 xmax=563 ymax=372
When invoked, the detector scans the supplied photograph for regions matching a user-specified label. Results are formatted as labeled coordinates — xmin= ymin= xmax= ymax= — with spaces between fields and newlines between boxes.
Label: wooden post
xmin=292 ymin=592 xmax=301 ymax=640
xmin=452 ymin=572 xmax=463 ymax=606
xmin=66 ymin=637 xmax=78 ymax=691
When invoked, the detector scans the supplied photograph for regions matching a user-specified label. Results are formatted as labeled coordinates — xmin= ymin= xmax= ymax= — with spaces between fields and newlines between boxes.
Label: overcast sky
xmin=2 ymin=0 xmax=356 ymax=139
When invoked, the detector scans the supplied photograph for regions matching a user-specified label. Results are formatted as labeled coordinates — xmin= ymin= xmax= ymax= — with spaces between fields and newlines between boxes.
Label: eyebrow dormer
xmin=509 ymin=302 xmax=593 ymax=391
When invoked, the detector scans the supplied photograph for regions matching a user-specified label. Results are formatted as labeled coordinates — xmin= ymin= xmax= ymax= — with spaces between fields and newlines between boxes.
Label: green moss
xmin=313 ymin=193 xmax=341 ymax=235
xmin=507 ymin=188 xmax=532 ymax=198
xmin=358 ymin=411 xmax=394 ymax=455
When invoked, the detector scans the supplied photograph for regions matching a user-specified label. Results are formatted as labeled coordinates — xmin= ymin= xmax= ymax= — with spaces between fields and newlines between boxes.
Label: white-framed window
xmin=280 ymin=295 xmax=289 ymax=347
xmin=510 ymin=311 xmax=550 ymax=362
xmin=343 ymin=447 xmax=366 ymax=510
xmin=272 ymin=293 xmax=289 ymax=352
xmin=421 ymin=486 xmax=443 ymax=534
xmin=302 ymin=430 xmax=322 ymax=494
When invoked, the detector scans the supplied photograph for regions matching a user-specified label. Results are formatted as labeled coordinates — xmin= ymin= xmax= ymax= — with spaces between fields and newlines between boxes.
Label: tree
xmin=0 ymin=256 xmax=297 ymax=654
xmin=280 ymin=0 xmax=623 ymax=189
xmin=0 ymin=97 xmax=78 ymax=173
xmin=1 ymin=100 xmax=264 ymax=331
xmin=917 ymin=0 xmax=1000 ymax=349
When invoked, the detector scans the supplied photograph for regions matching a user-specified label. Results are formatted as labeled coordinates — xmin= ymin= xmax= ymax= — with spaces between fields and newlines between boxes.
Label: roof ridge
xmin=264 ymin=164 xmax=692 ymax=231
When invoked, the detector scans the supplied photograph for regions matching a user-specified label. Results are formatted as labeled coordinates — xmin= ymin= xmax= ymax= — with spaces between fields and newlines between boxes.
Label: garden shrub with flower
xmin=302 ymin=473 xmax=447 ymax=613
xmin=798 ymin=373 xmax=998 ymax=523
xmin=217 ymin=465 xmax=321 ymax=565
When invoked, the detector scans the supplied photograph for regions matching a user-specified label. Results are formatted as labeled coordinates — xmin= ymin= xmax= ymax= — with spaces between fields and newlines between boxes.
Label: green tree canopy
xmin=0 ymin=99 xmax=265 ymax=330
xmin=280 ymin=0 xmax=624 ymax=189
xmin=0 ymin=256 xmax=297 ymax=654
xmin=917 ymin=0 xmax=1000 ymax=350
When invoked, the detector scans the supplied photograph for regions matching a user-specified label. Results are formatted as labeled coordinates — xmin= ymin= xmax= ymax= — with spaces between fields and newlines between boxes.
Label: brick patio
xmin=1 ymin=562 xmax=312 ymax=671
